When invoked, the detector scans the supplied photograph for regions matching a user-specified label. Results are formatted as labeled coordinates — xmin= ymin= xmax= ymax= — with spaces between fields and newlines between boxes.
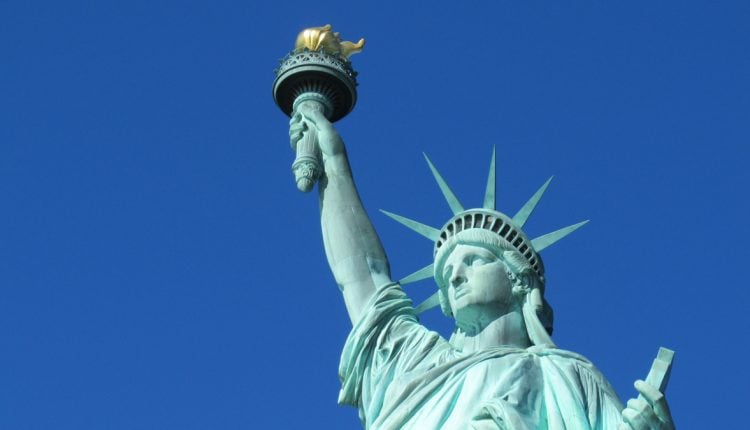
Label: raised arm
xmin=289 ymin=101 xmax=392 ymax=324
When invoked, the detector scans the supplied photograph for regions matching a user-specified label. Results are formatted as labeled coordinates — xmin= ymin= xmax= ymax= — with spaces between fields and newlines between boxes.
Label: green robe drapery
xmin=339 ymin=283 xmax=624 ymax=429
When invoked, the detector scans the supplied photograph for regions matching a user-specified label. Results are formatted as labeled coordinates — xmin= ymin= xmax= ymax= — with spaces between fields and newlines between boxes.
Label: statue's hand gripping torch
xmin=273 ymin=24 xmax=364 ymax=192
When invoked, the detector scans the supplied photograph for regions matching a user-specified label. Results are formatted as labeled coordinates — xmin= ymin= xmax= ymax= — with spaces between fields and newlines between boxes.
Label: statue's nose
xmin=450 ymin=270 xmax=467 ymax=287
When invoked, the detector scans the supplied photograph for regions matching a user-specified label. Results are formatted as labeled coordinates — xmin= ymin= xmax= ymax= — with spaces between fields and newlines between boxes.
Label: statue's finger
xmin=297 ymin=107 xmax=331 ymax=131
xmin=289 ymin=122 xmax=305 ymax=136
xmin=289 ymin=124 xmax=306 ymax=149
xmin=634 ymin=381 xmax=674 ymax=428
xmin=289 ymin=130 xmax=303 ymax=146
xmin=626 ymin=398 xmax=647 ymax=413
xmin=634 ymin=380 xmax=664 ymax=405
xmin=295 ymin=104 xmax=315 ymax=119
xmin=628 ymin=398 xmax=658 ymax=425
xmin=289 ymin=111 xmax=302 ymax=126
xmin=622 ymin=407 xmax=649 ymax=430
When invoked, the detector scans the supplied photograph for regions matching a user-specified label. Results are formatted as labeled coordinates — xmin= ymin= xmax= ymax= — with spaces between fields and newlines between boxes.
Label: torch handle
xmin=291 ymin=99 xmax=325 ymax=193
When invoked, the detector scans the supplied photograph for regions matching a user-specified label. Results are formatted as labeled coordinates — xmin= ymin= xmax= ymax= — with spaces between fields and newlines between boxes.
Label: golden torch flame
xmin=294 ymin=24 xmax=365 ymax=59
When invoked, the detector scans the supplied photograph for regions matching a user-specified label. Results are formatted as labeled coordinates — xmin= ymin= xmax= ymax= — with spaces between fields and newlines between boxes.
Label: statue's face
xmin=441 ymin=244 xmax=515 ymax=325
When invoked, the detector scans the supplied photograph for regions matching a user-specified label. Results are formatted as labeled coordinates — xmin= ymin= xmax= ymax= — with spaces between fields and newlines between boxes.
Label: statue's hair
xmin=434 ymin=228 xmax=554 ymax=336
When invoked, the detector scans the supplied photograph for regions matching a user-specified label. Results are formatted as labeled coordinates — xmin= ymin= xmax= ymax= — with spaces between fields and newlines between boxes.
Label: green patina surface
xmin=279 ymin=27 xmax=675 ymax=429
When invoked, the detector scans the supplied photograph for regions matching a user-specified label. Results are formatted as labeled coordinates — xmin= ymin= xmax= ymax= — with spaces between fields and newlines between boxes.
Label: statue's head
xmin=382 ymin=151 xmax=588 ymax=347
xmin=432 ymin=212 xmax=553 ymax=340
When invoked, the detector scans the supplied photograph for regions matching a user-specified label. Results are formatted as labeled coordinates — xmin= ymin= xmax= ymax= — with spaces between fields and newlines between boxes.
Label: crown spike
xmin=483 ymin=146 xmax=496 ymax=210
xmin=531 ymin=220 xmax=589 ymax=252
xmin=380 ymin=209 xmax=440 ymax=241
xmin=512 ymin=176 xmax=553 ymax=228
xmin=415 ymin=291 xmax=441 ymax=314
xmin=424 ymin=153 xmax=464 ymax=215
xmin=399 ymin=263 xmax=434 ymax=285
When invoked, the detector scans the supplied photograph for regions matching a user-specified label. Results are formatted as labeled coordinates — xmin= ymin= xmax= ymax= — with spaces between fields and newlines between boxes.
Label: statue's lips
xmin=453 ymin=286 xmax=470 ymax=300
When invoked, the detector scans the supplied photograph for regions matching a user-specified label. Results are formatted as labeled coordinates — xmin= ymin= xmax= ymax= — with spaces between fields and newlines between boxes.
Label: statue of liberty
xmin=277 ymin=25 xmax=675 ymax=430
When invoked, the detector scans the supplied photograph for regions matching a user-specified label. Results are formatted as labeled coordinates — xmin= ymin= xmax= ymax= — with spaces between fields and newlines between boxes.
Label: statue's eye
xmin=468 ymin=255 xmax=492 ymax=267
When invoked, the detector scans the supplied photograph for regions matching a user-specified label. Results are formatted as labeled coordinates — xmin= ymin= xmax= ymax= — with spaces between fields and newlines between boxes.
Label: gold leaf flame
xmin=294 ymin=24 xmax=365 ymax=59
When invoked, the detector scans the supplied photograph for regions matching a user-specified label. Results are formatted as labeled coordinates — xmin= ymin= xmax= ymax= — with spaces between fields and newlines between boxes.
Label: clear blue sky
xmin=2 ymin=1 xmax=748 ymax=428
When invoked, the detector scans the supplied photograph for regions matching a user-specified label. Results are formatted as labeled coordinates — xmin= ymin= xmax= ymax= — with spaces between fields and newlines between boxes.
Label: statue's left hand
xmin=618 ymin=380 xmax=675 ymax=430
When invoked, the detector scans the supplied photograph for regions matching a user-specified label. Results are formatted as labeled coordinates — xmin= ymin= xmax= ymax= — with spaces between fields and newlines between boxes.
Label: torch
xmin=272 ymin=24 xmax=365 ymax=192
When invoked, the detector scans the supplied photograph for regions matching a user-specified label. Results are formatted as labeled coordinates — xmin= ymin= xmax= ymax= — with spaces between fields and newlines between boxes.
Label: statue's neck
xmin=449 ymin=309 xmax=531 ymax=354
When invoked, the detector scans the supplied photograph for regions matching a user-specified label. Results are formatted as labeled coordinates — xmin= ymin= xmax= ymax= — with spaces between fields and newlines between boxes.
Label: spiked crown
xmin=381 ymin=148 xmax=588 ymax=315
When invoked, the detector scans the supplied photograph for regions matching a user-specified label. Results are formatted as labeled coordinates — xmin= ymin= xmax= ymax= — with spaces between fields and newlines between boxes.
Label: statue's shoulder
xmin=530 ymin=346 xmax=619 ymax=394
xmin=530 ymin=346 xmax=591 ymax=361
xmin=528 ymin=346 xmax=602 ymax=374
